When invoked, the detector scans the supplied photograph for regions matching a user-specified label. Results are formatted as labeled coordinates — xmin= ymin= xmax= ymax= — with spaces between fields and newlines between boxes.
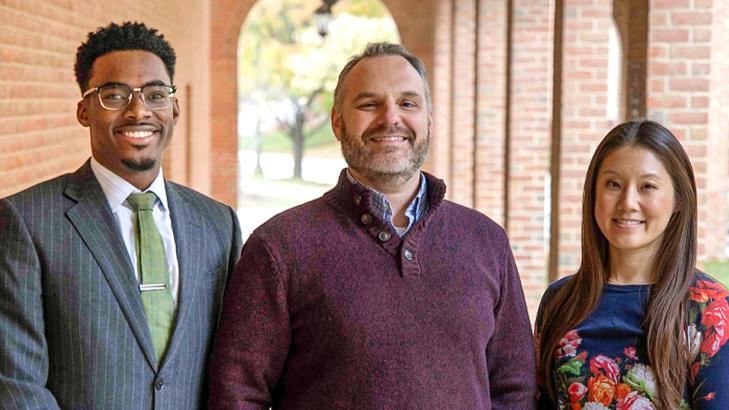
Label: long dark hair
xmin=537 ymin=120 xmax=697 ymax=409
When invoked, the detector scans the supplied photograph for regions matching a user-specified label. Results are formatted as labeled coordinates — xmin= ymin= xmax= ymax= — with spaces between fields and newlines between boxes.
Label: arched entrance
xmin=210 ymin=0 xmax=437 ymax=207
xmin=235 ymin=0 xmax=400 ymax=238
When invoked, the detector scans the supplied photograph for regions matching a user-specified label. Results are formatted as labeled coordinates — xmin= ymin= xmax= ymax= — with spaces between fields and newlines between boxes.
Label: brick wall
xmin=0 ymin=0 xmax=211 ymax=199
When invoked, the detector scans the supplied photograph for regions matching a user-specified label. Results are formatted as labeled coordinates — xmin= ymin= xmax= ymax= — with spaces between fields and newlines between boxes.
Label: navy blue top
xmin=536 ymin=271 xmax=729 ymax=409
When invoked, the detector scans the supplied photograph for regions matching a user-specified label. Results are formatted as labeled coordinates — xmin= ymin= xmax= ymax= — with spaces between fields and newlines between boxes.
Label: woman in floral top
xmin=536 ymin=120 xmax=729 ymax=409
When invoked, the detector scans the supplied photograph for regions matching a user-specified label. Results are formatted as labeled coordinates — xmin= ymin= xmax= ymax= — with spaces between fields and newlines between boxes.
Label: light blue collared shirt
xmin=346 ymin=169 xmax=429 ymax=236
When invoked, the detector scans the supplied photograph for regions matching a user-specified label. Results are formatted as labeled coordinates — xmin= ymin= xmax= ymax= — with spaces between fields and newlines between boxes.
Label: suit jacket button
xmin=403 ymin=248 xmax=414 ymax=261
xmin=361 ymin=213 xmax=372 ymax=225
xmin=155 ymin=378 xmax=165 ymax=390
xmin=378 ymin=231 xmax=391 ymax=242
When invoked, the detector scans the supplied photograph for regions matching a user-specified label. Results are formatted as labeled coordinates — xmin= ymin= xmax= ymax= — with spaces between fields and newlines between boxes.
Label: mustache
xmin=362 ymin=125 xmax=415 ymax=141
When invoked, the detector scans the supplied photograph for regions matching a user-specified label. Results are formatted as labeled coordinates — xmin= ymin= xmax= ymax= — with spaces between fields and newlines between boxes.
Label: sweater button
xmin=403 ymin=248 xmax=414 ymax=261
xmin=353 ymin=195 xmax=362 ymax=205
xmin=361 ymin=213 xmax=372 ymax=225
xmin=378 ymin=231 xmax=391 ymax=242
xmin=154 ymin=378 xmax=165 ymax=390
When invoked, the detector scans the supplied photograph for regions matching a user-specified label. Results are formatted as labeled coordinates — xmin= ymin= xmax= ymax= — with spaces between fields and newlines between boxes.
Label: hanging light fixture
xmin=314 ymin=0 xmax=339 ymax=37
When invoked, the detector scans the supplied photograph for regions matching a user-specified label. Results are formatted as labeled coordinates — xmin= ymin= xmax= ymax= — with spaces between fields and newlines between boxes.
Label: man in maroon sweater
xmin=210 ymin=43 xmax=536 ymax=409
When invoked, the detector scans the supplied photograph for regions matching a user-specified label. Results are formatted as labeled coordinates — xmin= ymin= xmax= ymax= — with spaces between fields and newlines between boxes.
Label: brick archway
xmin=210 ymin=0 xmax=436 ymax=207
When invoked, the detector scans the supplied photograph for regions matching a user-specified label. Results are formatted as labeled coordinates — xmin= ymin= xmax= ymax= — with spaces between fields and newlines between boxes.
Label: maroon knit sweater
xmin=209 ymin=171 xmax=537 ymax=409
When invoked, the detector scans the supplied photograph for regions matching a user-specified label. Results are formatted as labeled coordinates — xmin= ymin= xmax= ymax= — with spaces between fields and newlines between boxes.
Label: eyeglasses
xmin=82 ymin=83 xmax=177 ymax=110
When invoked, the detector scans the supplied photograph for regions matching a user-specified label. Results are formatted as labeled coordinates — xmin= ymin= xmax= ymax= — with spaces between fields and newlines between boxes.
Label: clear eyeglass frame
xmin=82 ymin=84 xmax=177 ymax=111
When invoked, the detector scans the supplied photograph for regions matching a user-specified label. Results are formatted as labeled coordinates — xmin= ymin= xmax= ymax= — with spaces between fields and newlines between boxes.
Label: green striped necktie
xmin=127 ymin=192 xmax=174 ymax=364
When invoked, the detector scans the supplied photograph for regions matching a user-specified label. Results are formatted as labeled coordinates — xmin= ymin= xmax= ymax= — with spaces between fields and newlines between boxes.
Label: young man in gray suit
xmin=0 ymin=22 xmax=242 ymax=409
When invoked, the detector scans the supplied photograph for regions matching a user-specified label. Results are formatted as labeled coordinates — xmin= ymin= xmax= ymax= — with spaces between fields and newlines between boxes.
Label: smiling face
xmin=332 ymin=55 xmax=432 ymax=190
xmin=594 ymin=145 xmax=676 ymax=261
xmin=77 ymin=50 xmax=179 ymax=189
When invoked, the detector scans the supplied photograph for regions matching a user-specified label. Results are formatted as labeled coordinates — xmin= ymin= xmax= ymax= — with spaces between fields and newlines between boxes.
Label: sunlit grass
xmin=240 ymin=126 xmax=337 ymax=153
xmin=703 ymin=259 xmax=729 ymax=289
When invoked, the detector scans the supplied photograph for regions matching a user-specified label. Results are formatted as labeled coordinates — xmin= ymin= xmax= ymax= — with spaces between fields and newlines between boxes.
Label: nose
xmin=617 ymin=186 xmax=639 ymax=211
xmin=123 ymin=90 xmax=152 ymax=120
xmin=379 ymin=102 xmax=401 ymax=126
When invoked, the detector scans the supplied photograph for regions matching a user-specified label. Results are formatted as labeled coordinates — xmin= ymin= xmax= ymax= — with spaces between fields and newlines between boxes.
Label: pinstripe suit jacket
xmin=0 ymin=161 xmax=242 ymax=409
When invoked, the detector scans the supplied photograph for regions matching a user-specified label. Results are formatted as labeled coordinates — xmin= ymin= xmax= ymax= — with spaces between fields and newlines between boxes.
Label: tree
xmin=238 ymin=0 xmax=399 ymax=180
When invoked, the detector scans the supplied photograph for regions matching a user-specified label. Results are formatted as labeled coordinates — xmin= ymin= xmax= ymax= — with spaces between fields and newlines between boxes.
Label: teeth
xmin=615 ymin=219 xmax=642 ymax=225
xmin=372 ymin=136 xmax=405 ymax=142
xmin=122 ymin=131 xmax=154 ymax=139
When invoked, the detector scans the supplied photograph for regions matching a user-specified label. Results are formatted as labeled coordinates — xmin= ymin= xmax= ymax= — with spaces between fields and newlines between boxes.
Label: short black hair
xmin=74 ymin=21 xmax=176 ymax=92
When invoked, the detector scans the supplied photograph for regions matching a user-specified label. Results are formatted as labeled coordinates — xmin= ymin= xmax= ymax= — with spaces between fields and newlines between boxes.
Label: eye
xmin=605 ymin=180 xmax=621 ymax=189
xmin=99 ymin=86 xmax=130 ymax=101
xmin=357 ymin=101 xmax=378 ymax=110
xmin=102 ymin=92 xmax=126 ymax=101
xmin=400 ymin=100 xmax=418 ymax=109
xmin=147 ymin=92 xmax=167 ymax=101
xmin=641 ymin=183 xmax=658 ymax=190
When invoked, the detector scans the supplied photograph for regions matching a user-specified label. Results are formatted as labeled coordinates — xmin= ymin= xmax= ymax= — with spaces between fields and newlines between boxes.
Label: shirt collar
xmin=90 ymin=157 xmax=169 ymax=213
xmin=346 ymin=169 xmax=390 ymax=219
xmin=407 ymin=174 xmax=428 ymax=221
xmin=345 ymin=168 xmax=428 ymax=233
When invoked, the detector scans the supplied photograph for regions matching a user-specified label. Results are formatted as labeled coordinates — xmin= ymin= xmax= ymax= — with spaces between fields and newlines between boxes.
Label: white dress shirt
xmin=90 ymin=157 xmax=180 ymax=308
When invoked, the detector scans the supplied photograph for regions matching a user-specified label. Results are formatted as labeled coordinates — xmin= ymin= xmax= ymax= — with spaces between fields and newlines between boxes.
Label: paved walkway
xmin=236 ymin=150 xmax=346 ymax=240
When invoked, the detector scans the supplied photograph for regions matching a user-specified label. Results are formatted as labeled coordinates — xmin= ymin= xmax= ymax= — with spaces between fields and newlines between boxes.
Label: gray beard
xmin=339 ymin=122 xmax=429 ymax=187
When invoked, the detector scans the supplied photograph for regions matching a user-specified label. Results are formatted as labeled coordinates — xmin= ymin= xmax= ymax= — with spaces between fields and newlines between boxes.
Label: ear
xmin=77 ymin=99 xmax=90 ymax=127
xmin=331 ymin=107 xmax=342 ymax=141
xmin=428 ymin=109 xmax=433 ymax=135
xmin=172 ymin=97 xmax=180 ymax=125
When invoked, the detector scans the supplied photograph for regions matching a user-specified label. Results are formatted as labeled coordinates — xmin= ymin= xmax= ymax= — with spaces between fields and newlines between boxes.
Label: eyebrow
xmin=352 ymin=92 xmax=378 ymax=102
xmin=401 ymin=91 xmax=422 ymax=99
xmin=352 ymin=90 xmax=423 ymax=102
xmin=97 ymin=80 xmax=169 ymax=88
xmin=601 ymin=170 xmax=663 ymax=179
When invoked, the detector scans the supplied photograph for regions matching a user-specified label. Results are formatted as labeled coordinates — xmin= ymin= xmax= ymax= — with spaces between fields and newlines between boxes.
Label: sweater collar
xmin=324 ymin=168 xmax=447 ymax=227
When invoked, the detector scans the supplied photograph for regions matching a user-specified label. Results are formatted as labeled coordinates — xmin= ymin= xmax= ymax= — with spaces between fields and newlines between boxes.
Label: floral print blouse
xmin=536 ymin=272 xmax=729 ymax=409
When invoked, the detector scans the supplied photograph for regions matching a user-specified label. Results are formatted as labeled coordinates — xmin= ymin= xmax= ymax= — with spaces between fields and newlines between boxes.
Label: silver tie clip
xmin=139 ymin=283 xmax=166 ymax=292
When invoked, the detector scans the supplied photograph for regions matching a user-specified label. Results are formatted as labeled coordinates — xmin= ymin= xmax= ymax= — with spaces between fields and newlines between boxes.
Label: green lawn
xmin=703 ymin=259 xmax=729 ymax=288
xmin=240 ymin=126 xmax=337 ymax=153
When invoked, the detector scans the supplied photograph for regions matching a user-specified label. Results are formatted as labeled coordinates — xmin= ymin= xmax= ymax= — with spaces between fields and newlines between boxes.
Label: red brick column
xmin=707 ymin=0 xmax=729 ymax=261
xmin=429 ymin=0 xmax=455 ymax=181
xmin=210 ymin=0 xmax=257 ymax=207
xmin=509 ymin=0 xmax=554 ymax=315
xmin=558 ymin=0 xmax=613 ymax=276
xmin=647 ymin=0 xmax=713 ymax=259
xmin=449 ymin=0 xmax=477 ymax=207
xmin=474 ymin=0 xmax=508 ymax=226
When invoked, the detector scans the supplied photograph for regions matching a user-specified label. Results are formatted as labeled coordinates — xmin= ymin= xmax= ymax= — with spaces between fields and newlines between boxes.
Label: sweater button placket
xmin=403 ymin=248 xmax=414 ymax=261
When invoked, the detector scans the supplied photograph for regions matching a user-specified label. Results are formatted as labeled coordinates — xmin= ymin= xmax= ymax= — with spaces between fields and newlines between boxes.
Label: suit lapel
xmin=161 ymin=182 xmax=203 ymax=368
xmin=64 ymin=162 xmax=158 ymax=370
